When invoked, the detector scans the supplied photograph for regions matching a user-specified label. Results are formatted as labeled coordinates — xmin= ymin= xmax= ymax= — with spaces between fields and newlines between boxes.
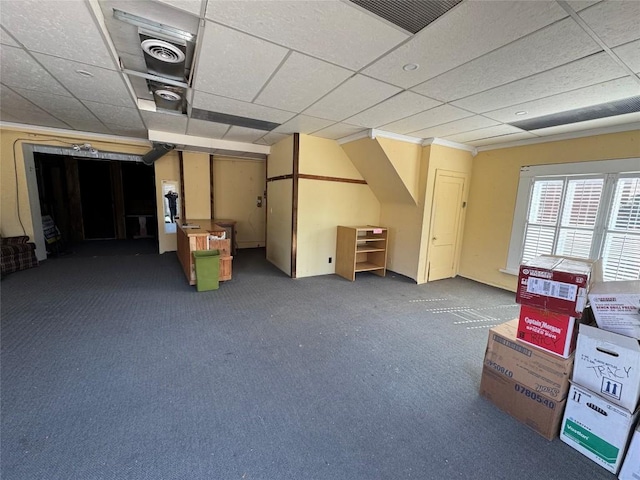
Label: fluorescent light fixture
xmin=112 ymin=9 xmax=195 ymax=43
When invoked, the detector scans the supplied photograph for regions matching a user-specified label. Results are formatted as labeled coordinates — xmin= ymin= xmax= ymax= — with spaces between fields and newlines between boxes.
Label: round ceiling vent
xmin=154 ymin=89 xmax=182 ymax=101
xmin=141 ymin=39 xmax=185 ymax=64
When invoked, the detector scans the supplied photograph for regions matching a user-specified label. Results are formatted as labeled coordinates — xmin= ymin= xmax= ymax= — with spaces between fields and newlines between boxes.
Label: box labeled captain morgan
xmin=516 ymin=256 xmax=600 ymax=318
xmin=517 ymin=305 xmax=582 ymax=358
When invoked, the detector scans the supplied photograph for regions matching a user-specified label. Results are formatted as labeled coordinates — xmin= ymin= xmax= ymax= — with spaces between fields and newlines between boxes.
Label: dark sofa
xmin=1 ymin=236 xmax=38 ymax=276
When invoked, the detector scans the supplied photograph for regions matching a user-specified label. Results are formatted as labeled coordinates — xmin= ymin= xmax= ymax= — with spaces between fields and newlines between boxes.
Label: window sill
xmin=499 ymin=268 xmax=518 ymax=276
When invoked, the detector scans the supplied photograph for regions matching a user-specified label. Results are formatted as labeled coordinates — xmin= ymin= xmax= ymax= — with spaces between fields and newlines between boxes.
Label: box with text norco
xmin=516 ymin=256 xmax=600 ymax=318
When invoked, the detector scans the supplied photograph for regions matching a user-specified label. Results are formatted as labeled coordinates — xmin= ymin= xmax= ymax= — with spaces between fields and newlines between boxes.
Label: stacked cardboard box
xmin=559 ymin=280 xmax=640 ymax=475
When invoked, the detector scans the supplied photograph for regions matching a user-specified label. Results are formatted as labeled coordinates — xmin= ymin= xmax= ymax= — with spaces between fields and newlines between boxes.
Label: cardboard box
xmin=561 ymin=384 xmax=638 ymax=474
xmin=589 ymin=280 xmax=640 ymax=340
xmin=516 ymin=255 xmax=599 ymax=318
xmin=480 ymin=366 xmax=567 ymax=440
xmin=517 ymin=304 xmax=581 ymax=358
xmin=619 ymin=424 xmax=640 ymax=480
xmin=484 ymin=319 xmax=574 ymax=399
xmin=573 ymin=324 xmax=640 ymax=412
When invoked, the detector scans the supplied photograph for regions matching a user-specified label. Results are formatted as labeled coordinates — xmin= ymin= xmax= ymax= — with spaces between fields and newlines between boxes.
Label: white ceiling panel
xmin=262 ymin=132 xmax=289 ymax=146
xmin=345 ymin=91 xmax=441 ymax=128
xmin=154 ymin=0 xmax=203 ymax=16
xmin=578 ymin=0 xmax=640 ymax=48
xmin=105 ymin=124 xmax=148 ymax=139
xmin=1 ymin=0 xmax=118 ymax=70
xmin=12 ymin=89 xmax=110 ymax=132
xmin=186 ymin=118 xmax=230 ymax=138
xmin=192 ymin=91 xmax=296 ymax=124
xmin=409 ymin=115 xmax=499 ymax=139
xmin=33 ymin=54 xmax=136 ymax=107
xmin=311 ymin=123 xmax=367 ymax=141
xmin=205 ymin=0 xmax=409 ymax=71
xmin=614 ymin=40 xmax=640 ymax=74
xmin=362 ymin=0 xmax=567 ymax=88
xmin=380 ymin=104 xmax=473 ymax=135
xmin=224 ymin=126 xmax=270 ymax=143
xmin=254 ymin=52 xmax=353 ymax=112
xmin=0 ymin=46 xmax=70 ymax=96
xmin=484 ymin=77 xmax=640 ymax=123
xmin=303 ymin=75 xmax=401 ymax=122
xmin=194 ymin=22 xmax=288 ymax=102
xmin=529 ymin=112 xmax=640 ymax=137
xmin=0 ymin=86 xmax=69 ymax=129
xmin=443 ymin=124 xmax=528 ymax=143
xmin=0 ymin=26 xmax=19 ymax=46
xmin=470 ymin=132 xmax=539 ymax=147
xmin=412 ymin=18 xmax=599 ymax=102
xmin=141 ymin=111 xmax=187 ymax=134
xmin=272 ymin=115 xmax=335 ymax=135
xmin=452 ymin=53 xmax=629 ymax=114
xmin=82 ymin=101 xmax=145 ymax=128
xmin=566 ymin=1 xmax=602 ymax=12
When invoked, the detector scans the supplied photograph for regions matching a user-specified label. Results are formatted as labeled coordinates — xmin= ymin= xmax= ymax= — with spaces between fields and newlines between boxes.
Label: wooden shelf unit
xmin=336 ymin=226 xmax=388 ymax=281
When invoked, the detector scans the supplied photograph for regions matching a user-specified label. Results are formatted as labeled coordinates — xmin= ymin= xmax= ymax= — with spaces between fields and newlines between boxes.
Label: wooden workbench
xmin=176 ymin=219 xmax=233 ymax=285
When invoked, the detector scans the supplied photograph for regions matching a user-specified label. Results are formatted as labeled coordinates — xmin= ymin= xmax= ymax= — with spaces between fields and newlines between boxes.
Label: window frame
xmin=503 ymin=158 xmax=640 ymax=275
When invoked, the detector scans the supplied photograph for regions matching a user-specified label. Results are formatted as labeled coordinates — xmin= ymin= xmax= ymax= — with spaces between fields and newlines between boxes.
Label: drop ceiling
xmin=0 ymin=0 xmax=639 ymax=154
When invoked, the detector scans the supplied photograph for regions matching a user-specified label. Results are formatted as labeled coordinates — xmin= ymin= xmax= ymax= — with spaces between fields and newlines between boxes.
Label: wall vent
xmin=349 ymin=0 xmax=462 ymax=34
xmin=510 ymin=96 xmax=640 ymax=131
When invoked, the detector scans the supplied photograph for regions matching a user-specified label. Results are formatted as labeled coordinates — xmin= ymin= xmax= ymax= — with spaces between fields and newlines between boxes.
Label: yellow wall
xmin=182 ymin=151 xmax=210 ymax=220
xmin=296 ymin=135 xmax=380 ymax=278
xmin=213 ymin=156 xmax=266 ymax=248
xmin=459 ymin=130 xmax=640 ymax=291
xmin=266 ymin=136 xmax=293 ymax=274
xmin=377 ymin=137 xmax=422 ymax=201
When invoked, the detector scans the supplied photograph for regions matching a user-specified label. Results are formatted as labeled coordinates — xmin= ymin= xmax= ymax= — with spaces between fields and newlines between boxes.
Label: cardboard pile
xmin=559 ymin=279 xmax=640 ymax=475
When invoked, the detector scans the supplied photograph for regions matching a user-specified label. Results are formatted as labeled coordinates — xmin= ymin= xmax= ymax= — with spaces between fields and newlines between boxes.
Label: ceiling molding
xmin=148 ymin=129 xmax=271 ymax=154
xmin=336 ymin=129 xmax=371 ymax=145
xmin=476 ymin=122 xmax=640 ymax=152
xmin=422 ymin=137 xmax=478 ymax=155
xmin=0 ymin=121 xmax=150 ymax=146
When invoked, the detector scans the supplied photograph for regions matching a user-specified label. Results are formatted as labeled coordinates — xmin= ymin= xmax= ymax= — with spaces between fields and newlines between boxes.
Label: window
xmin=506 ymin=159 xmax=640 ymax=281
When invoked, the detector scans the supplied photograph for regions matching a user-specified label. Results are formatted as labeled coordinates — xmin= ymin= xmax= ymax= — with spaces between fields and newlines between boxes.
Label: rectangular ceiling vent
xmin=348 ymin=0 xmax=463 ymax=34
xmin=191 ymin=108 xmax=280 ymax=131
xmin=510 ymin=96 xmax=640 ymax=131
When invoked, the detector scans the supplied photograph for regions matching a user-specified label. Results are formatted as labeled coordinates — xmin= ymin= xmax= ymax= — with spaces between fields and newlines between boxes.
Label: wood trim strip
xmin=178 ymin=150 xmax=186 ymax=221
xmin=266 ymin=174 xmax=293 ymax=182
xmin=297 ymin=174 xmax=367 ymax=185
xmin=291 ymin=133 xmax=299 ymax=279
xmin=209 ymin=154 xmax=215 ymax=219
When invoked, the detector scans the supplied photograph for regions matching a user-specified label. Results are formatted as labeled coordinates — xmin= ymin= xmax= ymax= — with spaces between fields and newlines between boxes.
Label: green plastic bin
xmin=193 ymin=249 xmax=220 ymax=292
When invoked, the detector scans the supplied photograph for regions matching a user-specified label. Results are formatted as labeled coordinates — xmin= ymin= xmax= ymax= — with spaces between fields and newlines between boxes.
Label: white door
xmin=427 ymin=170 xmax=467 ymax=281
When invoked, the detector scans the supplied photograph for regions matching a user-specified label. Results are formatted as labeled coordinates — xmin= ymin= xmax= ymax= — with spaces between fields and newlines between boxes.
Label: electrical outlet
xmin=257 ymin=196 xmax=263 ymax=207
xmin=328 ymin=257 xmax=332 ymax=263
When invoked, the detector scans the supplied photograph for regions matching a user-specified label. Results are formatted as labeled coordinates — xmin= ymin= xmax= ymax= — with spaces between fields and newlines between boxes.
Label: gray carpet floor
xmin=1 ymin=246 xmax=612 ymax=479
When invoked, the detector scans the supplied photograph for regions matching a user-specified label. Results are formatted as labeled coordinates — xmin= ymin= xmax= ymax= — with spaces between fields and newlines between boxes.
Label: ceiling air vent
xmin=139 ymin=33 xmax=187 ymax=81
xmin=510 ymin=95 xmax=640 ymax=131
xmin=191 ymin=108 xmax=280 ymax=131
xmin=349 ymin=0 xmax=462 ymax=34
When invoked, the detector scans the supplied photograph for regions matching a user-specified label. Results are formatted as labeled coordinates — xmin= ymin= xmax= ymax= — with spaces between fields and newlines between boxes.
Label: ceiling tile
xmin=529 ymin=112 xmax=640 ymax=137
xmin=223 ymin=126 xmax=268 ymax=143
xmin=0 ymin=86 xmax=69 ymax=129
xmin=272 ymin=115 xmax=335 ymax=135
xmin=443 ymin=124 xmax=527 ymax=143
xmin=0 ymin=46 xmax=69 ymax=96
xmin=1 ymin=0 xmax=118 ymax=69
xmin=194 ymin=22 xmax=288 ymax=102
xmin=345 ymin=91 xmax=441 ymax=128
xmin=191 ymin=91 xmax=296 ymax=124
xmin=0 ymin=26 xmax=19 ymax=46
xmin=362 ymin=0 xmax=567 ymax=88
xmin=409 ymin=115 xmax=499 ymax=138
xmin=469 ymin=132 xmax=538 ymax=147
xmin=33 ymin=54 xmax=136 ymax=107
xmin=82 ymin=100 xmax=145 ymax=128
xmin=565 ymin=1 xmax=601 ymax=11
xmin=254 ymin=52 xmax=353 ymax=112
xmin=186 ymin=118 xmax=230 ymax=138
xmin=311 ymin=123 xmax=367 ymax=141
xmin=141 ymin=111 xmax=187 ymax=134
xmin=154 ymin=0 xmax=203 ymax=16
xmin=412 ymin=18 xmax=599 ymax=102
xmin=262 ymin=132 xmax=289 ymax=145
xmin=12 ymin=88 xmax=110 ymax=132
xmin=452 ymin=53 xmax=629 ymax=114
xmin=205 ymin=0 xmax=409 ymax=71
xmin=483 ymin=77 xmax=640 ymax=123
xmin=380 ymin=104 xmax=472 ymax=135
xmin=0 ymin=111 xmax=21 ymax=123
xmin=614 ymin=40 xmax=640 ymax=74
xmin=578 ymin=0 xmax=640 ymax=47
xmin=303 ymin=75 xmax=401 ymax=122
xmin=105 ymin=123 xmax=148 ymax=139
